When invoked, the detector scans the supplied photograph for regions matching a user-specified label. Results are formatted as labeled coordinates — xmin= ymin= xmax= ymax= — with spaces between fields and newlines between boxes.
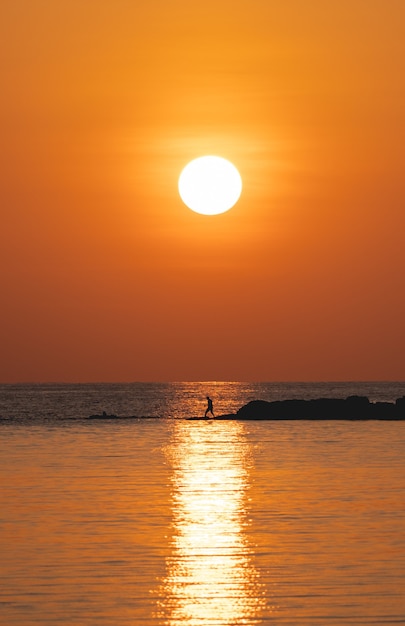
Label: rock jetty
xmin=88 ymin=397 xmax=405 ymax=421
xmin=87 ymin=412 xmax=153 ymax=420
xmin=234 ymin=395 xmax=405 ymax=420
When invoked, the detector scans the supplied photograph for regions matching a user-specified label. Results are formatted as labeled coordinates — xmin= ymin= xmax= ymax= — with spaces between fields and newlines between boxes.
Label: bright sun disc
xmin=178 ymin=156 xmax=242 ymax=215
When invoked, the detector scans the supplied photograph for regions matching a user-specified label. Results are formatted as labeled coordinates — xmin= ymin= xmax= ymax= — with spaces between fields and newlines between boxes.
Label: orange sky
xmin=1 ymin=0 xmax=405 ymax=382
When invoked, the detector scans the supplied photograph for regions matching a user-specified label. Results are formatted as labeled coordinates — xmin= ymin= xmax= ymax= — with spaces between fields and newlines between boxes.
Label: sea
xmin=1 ymin=381 xmax=405 ymax=625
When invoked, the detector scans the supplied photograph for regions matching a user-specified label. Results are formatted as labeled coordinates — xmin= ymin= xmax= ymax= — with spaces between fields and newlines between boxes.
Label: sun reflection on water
xmin=159 ymin=421 xmax=264 ymax=625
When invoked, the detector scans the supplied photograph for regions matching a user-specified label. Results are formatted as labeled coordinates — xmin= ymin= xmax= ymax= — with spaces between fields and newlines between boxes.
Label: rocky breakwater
xmin=236 ymin=395 xmax=405 ymax=420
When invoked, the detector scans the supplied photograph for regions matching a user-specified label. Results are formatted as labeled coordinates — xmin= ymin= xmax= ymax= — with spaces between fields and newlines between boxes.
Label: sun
xmin=178 ymin=156 xmax=242 ymax=215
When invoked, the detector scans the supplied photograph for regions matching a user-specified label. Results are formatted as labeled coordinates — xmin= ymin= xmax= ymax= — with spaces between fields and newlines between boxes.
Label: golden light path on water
xmin=159 ymin=420 xmax=265 ymax=625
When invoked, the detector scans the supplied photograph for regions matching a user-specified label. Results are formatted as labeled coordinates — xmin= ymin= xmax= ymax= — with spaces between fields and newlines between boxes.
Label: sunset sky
xmin=2 ymin=0 xmax=404 ymax=382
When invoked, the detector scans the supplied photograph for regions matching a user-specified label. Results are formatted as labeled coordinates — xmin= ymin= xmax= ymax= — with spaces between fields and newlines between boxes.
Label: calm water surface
xmin=1 ymin=383 xmax=405 ymax=624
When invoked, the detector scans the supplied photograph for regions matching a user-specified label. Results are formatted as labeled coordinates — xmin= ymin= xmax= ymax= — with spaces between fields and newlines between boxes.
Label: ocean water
xmin=1 ymin=382 xmax=405 ymax=625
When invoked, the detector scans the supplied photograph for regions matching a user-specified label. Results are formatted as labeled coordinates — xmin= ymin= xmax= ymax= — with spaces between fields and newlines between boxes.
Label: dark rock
xmin=396 ymin=396 xmax=405 ymax=413
xmin=216 ymin=413 xmax=238 ymax=420
xmin=236 ymin=400 xmax=274 ymax=420
xmin=236 ymin=396 xmax=404 ymax=420
xmin=370 ymin=402 xmax=397 ymax=419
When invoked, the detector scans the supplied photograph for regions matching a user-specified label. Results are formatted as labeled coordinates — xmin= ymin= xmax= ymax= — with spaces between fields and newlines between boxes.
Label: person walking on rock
xmin=205 ymin=396 xmax=214 ymax=418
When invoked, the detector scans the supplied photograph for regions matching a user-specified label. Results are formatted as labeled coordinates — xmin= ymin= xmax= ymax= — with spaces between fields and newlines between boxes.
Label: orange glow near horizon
xmin=1 ymin=1 xmax=405 ymax=382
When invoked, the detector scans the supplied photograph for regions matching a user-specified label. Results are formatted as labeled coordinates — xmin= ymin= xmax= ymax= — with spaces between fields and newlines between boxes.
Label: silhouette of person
xmin=205 ymin=396 xmax=214 ymax=418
